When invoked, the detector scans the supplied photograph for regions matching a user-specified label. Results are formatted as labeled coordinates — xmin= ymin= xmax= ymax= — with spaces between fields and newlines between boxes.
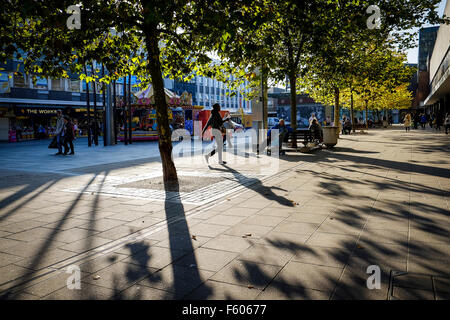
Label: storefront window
xmin=0 ymin=72 xmax=10 ymax=93
xmin=69 ymin=79 xmax=80 ymax=92
xmin=35 ymin=76 xmax=48 ymax=89
xmin=51 ymin=78 xmax=64 ymax=91
xmin=13 ymin=73 xmax=28 ymax=88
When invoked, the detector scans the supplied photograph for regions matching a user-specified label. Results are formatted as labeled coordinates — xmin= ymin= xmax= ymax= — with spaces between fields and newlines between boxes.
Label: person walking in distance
xmin=202 ymin=103 xmax=231 ymax=165
xmin=403 ymin=113 xmax=411 ymax=132
xmin=413 ymin=112 xmax=420 ymax=130
xmin=445 ymin=113 xmax=450 ymax=135
xmin=63 ymin=116 xmax=75 ymax=155
xmin=55 ymin=110 xmax=65 ymax=155
xmin=420 ymin=113 xmax=427 ymax=129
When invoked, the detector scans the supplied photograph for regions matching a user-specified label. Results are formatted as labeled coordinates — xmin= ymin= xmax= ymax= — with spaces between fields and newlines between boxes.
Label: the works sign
xmin=14 ymin=106 xmax=66 ymax=116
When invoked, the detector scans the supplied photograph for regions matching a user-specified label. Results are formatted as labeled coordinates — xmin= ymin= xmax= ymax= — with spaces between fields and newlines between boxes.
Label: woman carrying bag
xmin=202 ymin=103 xmax=231 ymax=165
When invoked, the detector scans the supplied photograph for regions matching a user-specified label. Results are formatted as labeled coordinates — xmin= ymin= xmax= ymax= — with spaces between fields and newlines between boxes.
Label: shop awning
xmin=134 ymin=84 xmax=180 ymax=105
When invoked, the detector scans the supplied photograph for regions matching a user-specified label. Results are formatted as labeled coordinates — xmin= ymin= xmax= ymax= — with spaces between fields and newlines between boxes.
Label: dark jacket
xmin=203 ymin=111 xmax=225 ymax=134
xmin=64 ymin=121 xmax=74 ymax=141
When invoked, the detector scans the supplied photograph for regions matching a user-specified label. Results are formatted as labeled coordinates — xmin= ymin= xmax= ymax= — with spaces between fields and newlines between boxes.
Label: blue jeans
xmin=56 ymin=133 xmax=63 ymax=153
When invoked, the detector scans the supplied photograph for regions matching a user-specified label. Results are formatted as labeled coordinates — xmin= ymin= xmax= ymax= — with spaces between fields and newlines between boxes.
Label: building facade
xmin=415 ymin=26 xmax=440 ymax=108
xmin=0 ymin=58 xmax=252 ymax=141
xmin=424 ymin=0 xmax=450 ymax=117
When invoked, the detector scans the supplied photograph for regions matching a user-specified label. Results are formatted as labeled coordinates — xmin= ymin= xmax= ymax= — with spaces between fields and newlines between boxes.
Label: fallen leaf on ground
xmin=357 ymin=245 xmax=364 ymax=249
xmin=192 ymin=235 xmax=197 ymax=240
xmin=248 ymin=285 xmax=254 ymax=289
xmin=93 ymin=275 xmax=101 ymax=280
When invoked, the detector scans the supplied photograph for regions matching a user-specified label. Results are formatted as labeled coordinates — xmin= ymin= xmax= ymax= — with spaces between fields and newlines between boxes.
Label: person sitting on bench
xmin=267 ymin=119 xmax=292 ymax=155
xmin=343 ymin=118 xmax=352 ymax=135
xmin=309 ymin=119 xmax=323 ymax=142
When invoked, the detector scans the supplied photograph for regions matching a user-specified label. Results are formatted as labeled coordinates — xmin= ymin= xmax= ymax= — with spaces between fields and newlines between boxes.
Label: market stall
xmin=117 ymin=85 xmax=183 ymax=142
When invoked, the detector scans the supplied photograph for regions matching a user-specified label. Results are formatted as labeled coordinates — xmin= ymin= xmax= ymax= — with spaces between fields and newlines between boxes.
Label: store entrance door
xmin=0 ymin=118 xmax=9 ymax=141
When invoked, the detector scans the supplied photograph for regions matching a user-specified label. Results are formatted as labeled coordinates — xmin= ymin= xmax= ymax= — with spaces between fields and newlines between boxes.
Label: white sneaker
xmin=204 ymin=155 xmax=209 ymax=163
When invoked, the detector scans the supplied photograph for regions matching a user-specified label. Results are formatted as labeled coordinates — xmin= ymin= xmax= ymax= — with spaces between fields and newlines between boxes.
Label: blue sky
xmin=406 ymin=0 xmax=447 ymax=63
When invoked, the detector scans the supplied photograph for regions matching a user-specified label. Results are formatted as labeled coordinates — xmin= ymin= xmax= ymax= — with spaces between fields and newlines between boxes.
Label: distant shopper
xmin=413 ymin=113 xmax=420 ymax=129
xmin=420 ymin=113 xmax=427 ymax=129
xmin=403 ymin=113 xmax=411 ymax=132
xmin=73 ymin=120 xmax=78 ymax=138
xmin=222 ymin=111 xmax=234 ymax=148
xmin=445 ymin=113 xmax=450 ymax=135
xmin=436 ymin=113 xmax=443 ymax=131
xmin=202 ymin=103 xmax=231 ymax=164
xmin=37 ymin=124 xmax=46 ymax=139
xmin=63 ymin=116 xmax=75 ymax=155
xmin=55 ymin=110 xmax=65 ymax=155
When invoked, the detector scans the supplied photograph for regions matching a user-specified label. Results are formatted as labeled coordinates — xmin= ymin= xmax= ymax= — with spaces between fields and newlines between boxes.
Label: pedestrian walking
xmin=222 ymin=111 xmax=234 ymax=148
xmin=436 ymin=113 xmax=443 ymax=131
xmin=420 ymin=113 xmax=427 ymax=129
xmin=445 ymin=113 xmax=450 ymax=135
xmin=63 ymin=116 xmax=75 ymax=155
xmin=55 ymin=110 xmax=65 ymax=155
xmin=202 ymin=103 xmax=231 ymax=165
xmin=413 ymin=113 xmax=420 ymax=129
xmin=403 ymin=113 xmax=411 ymax=132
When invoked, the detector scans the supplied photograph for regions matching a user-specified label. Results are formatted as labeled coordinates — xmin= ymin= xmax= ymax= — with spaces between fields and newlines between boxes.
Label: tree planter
xmin=322 ymin=126 xmax=339 ymax=148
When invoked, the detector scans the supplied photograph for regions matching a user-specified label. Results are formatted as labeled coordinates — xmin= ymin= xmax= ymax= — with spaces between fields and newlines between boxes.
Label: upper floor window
xmin=69 ymin=79 xmax=80 ymax=92
xmin=51 ymin=78 xmax=64 ymax=91
xmin=34 ymin=76 xmax=48 ymax=90
xmin=13 ymin=73 xmax=28 ymax=88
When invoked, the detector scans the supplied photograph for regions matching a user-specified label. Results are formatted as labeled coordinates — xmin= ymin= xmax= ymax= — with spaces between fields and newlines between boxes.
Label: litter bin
xmin=322 ymin=126 xmax=339 ymax=148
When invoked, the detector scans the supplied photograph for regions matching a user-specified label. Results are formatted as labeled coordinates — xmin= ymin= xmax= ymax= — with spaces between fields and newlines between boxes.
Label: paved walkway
xmin=0 ymin=127 xmax=448 ymax=300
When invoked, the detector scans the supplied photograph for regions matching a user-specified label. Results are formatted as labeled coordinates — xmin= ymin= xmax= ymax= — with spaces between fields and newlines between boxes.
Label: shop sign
xmin=15 ymin=107 xmax=64 ymax=116
xmin=148 ymin=109 xmax=173 ymax=120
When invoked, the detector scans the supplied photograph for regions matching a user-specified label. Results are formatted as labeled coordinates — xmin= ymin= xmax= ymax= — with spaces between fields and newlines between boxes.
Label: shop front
xmin=3 ymin=104 xmax=103 ymax=142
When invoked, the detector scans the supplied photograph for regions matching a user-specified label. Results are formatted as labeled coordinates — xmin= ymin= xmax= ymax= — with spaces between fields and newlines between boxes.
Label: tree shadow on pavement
xmin=118 ymin=180 xmax=212 ymax=300
xmin=209 ymin=165 xmax=294 ymax=208
xmin=0 ymin=174 xmax=99 ymax=300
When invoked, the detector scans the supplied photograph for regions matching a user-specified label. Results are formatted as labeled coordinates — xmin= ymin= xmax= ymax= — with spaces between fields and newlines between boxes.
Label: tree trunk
xmin=334 ymin=87 xmax=340 ymax=129
xmin=84 ymin=64 xmax=91 ymax=147
xmin=113 ymin=79 xmax=117 ymax=144
xmin=350 ymin=90 xmax=355 ymax=133
xmin=143 ymin=21 xmax=178 ymax=182
xmin=289 ymin=72 xmax=297 ymax=148
xmin=365 ymin=100 xmax=369 ymax=130
xmin=102 ymin=64 xmax=107 ymax=147
xmin=123 ymin=76 xmax=128 ymax=145
xmin=92 ymin=63 xmax=98 ymax=146
xmin=128 ymin=74 xmax=132 ymax=144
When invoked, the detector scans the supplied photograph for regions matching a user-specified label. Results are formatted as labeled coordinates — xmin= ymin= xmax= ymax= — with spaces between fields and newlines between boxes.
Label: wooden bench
xmin=286 ymin=129 xmax=313 ymax=147
xmin=266 ymin=129 xmax=315 ymax=155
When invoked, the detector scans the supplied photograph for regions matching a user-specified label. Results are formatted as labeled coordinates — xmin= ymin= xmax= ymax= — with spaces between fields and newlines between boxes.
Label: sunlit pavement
xmin=0 ymin=127 xmax=448 ymax=300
